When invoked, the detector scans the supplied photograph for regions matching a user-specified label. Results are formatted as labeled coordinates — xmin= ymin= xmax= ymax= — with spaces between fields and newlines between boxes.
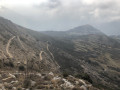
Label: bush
xmin=4 ymin=61 xmax=14 ymax=68
xmin=72 ymin=87 xmax=80 ymax=90
xmin=0 ymin=59 xmax=3 ymax=68
xmin=19 ymin=65 xmax=25 ymax=71
xmin=23 ymin=79 xmax=31 ymax=88
xmin=75 ymin=73 xmax=93 ymax=83
xmin=63 ymin=72 xmax=69 ymax=78
xmin=9 ymin=61 xmax=14 ymax=67
xmin=17 ymin=88 xmax=22 ymax=90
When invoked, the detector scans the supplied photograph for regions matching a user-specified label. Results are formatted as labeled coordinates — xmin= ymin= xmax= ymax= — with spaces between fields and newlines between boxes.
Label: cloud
xmin=0 ymin=0 xmax=120 ymax=34
xmin=0 ymin=0 xmax=47 ymax=7
xmin=36 ymin=0 xmax=61 ymax=9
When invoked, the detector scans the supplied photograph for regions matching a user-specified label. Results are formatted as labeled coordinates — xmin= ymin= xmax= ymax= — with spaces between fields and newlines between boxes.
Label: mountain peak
xmin=69 ymin=24 xmax=99 ymax=32
xmin=81 ymin=24 xmax=93 ymax=27
xmin=68 ymin=24 xmax=104 ymax=36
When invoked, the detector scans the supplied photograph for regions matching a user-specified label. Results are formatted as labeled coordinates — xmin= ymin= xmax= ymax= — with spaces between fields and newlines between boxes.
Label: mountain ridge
xmin=41 ymin=24 xmax=105 ymax=37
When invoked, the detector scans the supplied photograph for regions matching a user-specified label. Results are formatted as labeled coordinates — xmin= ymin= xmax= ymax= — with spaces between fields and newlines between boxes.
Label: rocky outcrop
xmin=0 ymin=70 xmax=99 ymax=90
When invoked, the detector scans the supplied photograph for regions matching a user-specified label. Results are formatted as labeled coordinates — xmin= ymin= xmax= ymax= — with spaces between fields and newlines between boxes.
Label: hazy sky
xmin=0 ymin=0 xmax=120 ymax=35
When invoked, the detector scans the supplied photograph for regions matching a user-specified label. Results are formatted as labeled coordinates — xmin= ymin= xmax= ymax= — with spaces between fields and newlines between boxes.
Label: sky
xmin=0 ymin=0 xmax=120 ymax=35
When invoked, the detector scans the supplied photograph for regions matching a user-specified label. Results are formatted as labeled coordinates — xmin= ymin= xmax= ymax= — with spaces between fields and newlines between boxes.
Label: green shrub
xmin=23 ymin=79 xmax=31 ymax=88
xmin=19 ymin=65 xmax=25 ymax=71
xmin=9 ymin=61 xmax=14 ymax=67
xmin=63 ymin=72 xmax=69 ymax=78
xmin=17 ymin=88 xmax=22 ymax=90
xmin=75 ymin=73 xmax=93 ymax=83
xmin=0 ymin=60 xmax=3 ymax=68
xmin=4 ymin=61 xmax=14 ymax=68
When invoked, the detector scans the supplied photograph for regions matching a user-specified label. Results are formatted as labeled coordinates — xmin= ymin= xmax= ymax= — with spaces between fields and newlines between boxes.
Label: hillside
xmin=41 ymin=24 xmax=104 ymax=37
xmin=0 ymin=17 xmax=101 ymax=90
xmin=41 ymin=25 xmax=120 ymax=90
xmin=0 ymin=16 xmax=59 ymax=72
xmin=0 ymin=16 xmax=120 ymax=90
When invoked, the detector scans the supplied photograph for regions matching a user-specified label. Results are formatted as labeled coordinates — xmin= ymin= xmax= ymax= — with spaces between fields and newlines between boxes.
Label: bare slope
xmin=0 ymin=16 xmax=59 ymax=73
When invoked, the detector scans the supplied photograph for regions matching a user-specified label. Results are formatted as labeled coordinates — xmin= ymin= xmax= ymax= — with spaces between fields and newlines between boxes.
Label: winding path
xmin=40 ymin=51 xmax=45 ymax=61
xmin=46 ymin=42 xmax=60 ymax=68
xmin=39 ymin=50 xmax=52 ymax=67
xmin=47 ymin=42 xmax=54 ymax=60
xmin=0 ymin=50 xmax=7 ymax=58
xmin=6 ymin=36 xmax=16 ymax=58
xmin=17 ymin=36 xmax=26 ymax=51
xmin=39 ymin=51 xmax=51 ymax=62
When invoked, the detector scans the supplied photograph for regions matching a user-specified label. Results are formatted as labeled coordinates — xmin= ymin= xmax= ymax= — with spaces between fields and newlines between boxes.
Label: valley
xmin=0 ymin=17 xmax=120 ymax=90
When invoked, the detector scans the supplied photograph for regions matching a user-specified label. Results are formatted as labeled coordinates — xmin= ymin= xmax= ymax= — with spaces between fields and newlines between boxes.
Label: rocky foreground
xmin=0 ymin=69 xmax=99 ymax=90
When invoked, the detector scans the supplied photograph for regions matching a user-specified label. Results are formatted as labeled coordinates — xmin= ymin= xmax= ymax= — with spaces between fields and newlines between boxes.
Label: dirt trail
xmin=6 ymin=36 xmax=16 ymax=58
xmin=46 ymin=42 xmax=60 ymax=68
xmin=17 ymin=36 xmax=26 ymax=51
xmin=17 ymin=36 xmax=28 ymax=65
xmin=39 ymin=42 xmax=60 ymax=68
xmin=39 ymin=51 xmax=53 ymax=67
xmin=39 ymin=51 xmax=51 ymax=61
xmin=0 ymin=50 xmax=7 ymax=58
xmin=40 ymin=51 xmax=45 ymax=61
xmin=47 ymin=42 xmax=54 ymax=60
xmin=39 ymin=42 xmax=54 ymax=61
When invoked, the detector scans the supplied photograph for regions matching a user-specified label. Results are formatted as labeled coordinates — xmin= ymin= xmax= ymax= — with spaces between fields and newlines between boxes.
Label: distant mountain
xmin=97 ymin=20 xmax=120 ymax=35
xmin=110 ymin=35 xmax=120 ymax=39
xmin=68 ymin=24 xmax=104 ymax=35
xmin=41 ymin=24 xmax=104 ymax=37
xmin=110 ymin=35 xmax=120 ymax=43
